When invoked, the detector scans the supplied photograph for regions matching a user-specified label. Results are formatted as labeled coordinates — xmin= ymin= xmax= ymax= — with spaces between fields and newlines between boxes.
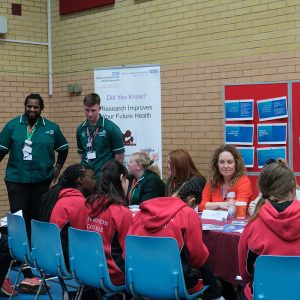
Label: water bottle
xmin=227 ymin=192 xmax=236 ymax=218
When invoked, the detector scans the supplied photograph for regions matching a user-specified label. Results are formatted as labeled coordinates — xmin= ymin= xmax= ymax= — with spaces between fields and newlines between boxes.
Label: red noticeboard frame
xmin=59 ymin=0 xmax=115 ymax=15
xmin=224 ymin=82 xmax=295 ymax=197
xmin=291 ymin=82 xmax=300 ymax=173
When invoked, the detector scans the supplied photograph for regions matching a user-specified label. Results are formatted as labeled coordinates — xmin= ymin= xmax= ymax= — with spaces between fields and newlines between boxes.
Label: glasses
xmin=265 ymin=158 xmax=277 ymax=165
xmin=264 ymin=158 xmax=287 ymax=167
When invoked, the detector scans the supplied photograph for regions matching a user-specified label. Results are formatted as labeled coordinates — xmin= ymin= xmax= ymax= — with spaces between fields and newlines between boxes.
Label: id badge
xmin=25 ymin=139 xmax=32 ymax=146
xmin=23 ymin=145 xmax=32 ymax=154
xmin=87 ymin=151 xmax=96 ymax=160
xmin=23 ymin=154 xmax=32 ymax=161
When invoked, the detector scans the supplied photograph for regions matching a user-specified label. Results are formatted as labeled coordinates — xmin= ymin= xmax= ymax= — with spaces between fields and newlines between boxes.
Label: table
xmin=202 ymin=223 xmax=241 ymax=285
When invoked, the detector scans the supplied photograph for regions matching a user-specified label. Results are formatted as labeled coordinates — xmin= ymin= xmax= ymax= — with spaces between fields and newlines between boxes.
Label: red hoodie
xmin=86 ymin=196 xmax=133 ymax=285
xmin=238 ymin=200 xmax=300 ymax=300
xmin=128 ymin=196 xmax=209 ymax=284
xmin=50 ymin=188 xmax=88 ymax=230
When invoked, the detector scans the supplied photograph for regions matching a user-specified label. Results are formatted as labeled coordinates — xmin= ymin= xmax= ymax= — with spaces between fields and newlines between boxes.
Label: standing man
xmin=76 ymin=93 xmax=125 ymax=177
xmin=0 ymin=93 xmax=69 ymax=233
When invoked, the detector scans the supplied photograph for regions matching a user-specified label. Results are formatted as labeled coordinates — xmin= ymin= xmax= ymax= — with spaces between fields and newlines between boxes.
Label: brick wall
xmin=1 ymin=0 xmax=300 ymax=216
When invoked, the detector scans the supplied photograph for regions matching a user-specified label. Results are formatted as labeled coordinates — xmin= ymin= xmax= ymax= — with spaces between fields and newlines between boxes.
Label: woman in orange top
xmin=198 ymin=144 xmax=252 ymax=212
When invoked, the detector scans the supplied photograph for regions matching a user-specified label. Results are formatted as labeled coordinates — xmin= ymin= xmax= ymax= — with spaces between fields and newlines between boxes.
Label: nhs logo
xmin=112 ymin=72 xmax=119 ymax=77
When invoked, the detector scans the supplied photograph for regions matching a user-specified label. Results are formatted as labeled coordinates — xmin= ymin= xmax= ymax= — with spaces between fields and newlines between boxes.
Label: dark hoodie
xmin=86 ymin=196 xmax=133 ymax=285
xmin=238 ymin=200 xmax=300 ymax=300
xmin=128 ymin=196 xmax=209 ymax=289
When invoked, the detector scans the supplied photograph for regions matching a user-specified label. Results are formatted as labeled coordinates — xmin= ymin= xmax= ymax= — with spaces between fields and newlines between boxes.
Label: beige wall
xmin=1 ymin=0 xmax=300 ymax=215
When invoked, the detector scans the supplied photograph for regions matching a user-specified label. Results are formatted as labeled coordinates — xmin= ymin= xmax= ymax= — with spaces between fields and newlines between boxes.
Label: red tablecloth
xmin=202 ymin=219 xmax=242 ymax=285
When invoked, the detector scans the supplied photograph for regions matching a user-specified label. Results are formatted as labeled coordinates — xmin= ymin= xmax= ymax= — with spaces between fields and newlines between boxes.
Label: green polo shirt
xmin=0 ymin=115 xmax=69 ymax=183
xmin=76 ymin=115 xmax=124 ymax=177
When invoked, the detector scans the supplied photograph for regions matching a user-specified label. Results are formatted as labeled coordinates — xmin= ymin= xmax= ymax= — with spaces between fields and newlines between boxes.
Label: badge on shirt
xmin=23 ymin=145 xmax=32 ymax=154
xmin=25 ymin=139 xmax=32 ymax=146
xmin=23 ymin=154 xmax=32 ymax=161
xmin=23 ymin=148 xmax=32 ymax=160
xmin=87 ymin=151 xmax=96 ymax=160
xmin=98 ymin=129 xmax=106 ymax=136
xmin=23 ymin=139 xmax=33 ymax=160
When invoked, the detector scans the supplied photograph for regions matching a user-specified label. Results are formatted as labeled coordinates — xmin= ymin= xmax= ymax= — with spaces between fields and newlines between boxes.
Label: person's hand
xmin=52 ymin=166 xmax=61 ymax=184
xmin=205 ymin=202 xmax=229 ymax=210
xmin=217 ymin=202 xmax=229 ymax=210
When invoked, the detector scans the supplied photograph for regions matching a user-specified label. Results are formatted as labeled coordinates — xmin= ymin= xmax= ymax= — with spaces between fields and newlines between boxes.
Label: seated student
xmin=128 ymin=178 xmax=224 ymax=300
xmin=86 ymin=160 xmax=133 ymax=286
xmin=199 ymin=144 xmax=252 ymax=212
xmin=127 ymin=152 xmax=165 ymax=205
xmin=248 ymin=159 xmax=300 ymax=216
xmin=238 ymin=159 xmax=300 ymax=300
xmin=39 ymin=164 xmax=95 ymax=265
xmin=166 ymin=149 xmax=206 ymax=196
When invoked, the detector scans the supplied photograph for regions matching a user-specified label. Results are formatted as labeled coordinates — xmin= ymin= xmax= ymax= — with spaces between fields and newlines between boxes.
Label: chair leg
xmin=95 ymin=288 xmax=103 ymax=300
xmin=9 ymin=261 xmax=23 ymax=300
xmin=34 ymin=273 xmax=53 ymax=300
xmin=58 ymin=276 xmax=69 ymax=300
xmin=43 ymin=276 xmax=53 ymax=300
xmin=75 ymin=285 xmax=84 ymax=300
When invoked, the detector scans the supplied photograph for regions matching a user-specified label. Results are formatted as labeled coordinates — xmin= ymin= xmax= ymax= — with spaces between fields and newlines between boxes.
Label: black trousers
xmin=5 ymin=180 xmax=51 ymax=237
xmin=0 ymin=234 xmax=11 ymax=287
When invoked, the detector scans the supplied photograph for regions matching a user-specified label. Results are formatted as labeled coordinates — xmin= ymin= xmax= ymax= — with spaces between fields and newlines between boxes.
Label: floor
xmin=0 ymin=268 xmax=78 ymax=300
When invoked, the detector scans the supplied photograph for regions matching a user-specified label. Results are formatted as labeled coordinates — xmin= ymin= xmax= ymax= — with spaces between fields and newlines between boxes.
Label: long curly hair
xmin=208 ymin=144 xmax=245 ymax=190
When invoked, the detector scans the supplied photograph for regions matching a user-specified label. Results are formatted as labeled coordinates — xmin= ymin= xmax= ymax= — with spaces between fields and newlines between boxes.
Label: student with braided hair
xmin=39 ymin=163 xmax=95 ymax=224
xmin=173 ymin=177 xmax=206 ymax=208
xmin=128 ymin=178 xmax=224 ymax=300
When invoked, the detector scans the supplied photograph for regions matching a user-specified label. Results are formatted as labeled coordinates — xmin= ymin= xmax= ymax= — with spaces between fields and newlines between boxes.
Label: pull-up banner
xmin=94 ymin=65 xmax=162 ymax=173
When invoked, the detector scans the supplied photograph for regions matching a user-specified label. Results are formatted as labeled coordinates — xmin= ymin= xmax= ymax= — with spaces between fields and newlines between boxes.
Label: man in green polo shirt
xmin=0 ymin=93 xmax=69 ymax=233
xmin=76 ymin=93 xmax=125 ymax=177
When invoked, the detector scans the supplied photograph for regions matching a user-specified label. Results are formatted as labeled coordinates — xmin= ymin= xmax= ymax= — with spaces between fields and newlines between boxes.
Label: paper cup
xmin=235 ymin=201 xmax=247 ymax=219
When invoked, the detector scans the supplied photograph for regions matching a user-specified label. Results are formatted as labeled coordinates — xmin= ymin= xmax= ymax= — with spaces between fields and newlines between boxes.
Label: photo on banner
xmin=94 ymin=65 xmax=162 ymax=174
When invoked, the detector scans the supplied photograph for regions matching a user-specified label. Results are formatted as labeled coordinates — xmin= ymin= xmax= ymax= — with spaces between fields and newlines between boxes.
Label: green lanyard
xmin=26 ymin=120 xmax=38 ymax=141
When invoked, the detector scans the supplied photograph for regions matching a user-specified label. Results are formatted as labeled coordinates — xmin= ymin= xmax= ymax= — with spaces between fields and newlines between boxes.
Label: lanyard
xmin=26 ymin=121 xmax=38 ymax=141
xmin=128 ymin=175 xmax=145 ymax=203
xmin=128 ymin=178 xmax=138 ymax=203
xmin=87 ymin=127 xmax=99 ymax=146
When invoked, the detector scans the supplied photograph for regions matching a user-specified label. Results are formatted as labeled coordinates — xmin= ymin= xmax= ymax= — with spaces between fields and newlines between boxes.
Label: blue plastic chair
xmin=253 ymin=255 xmax=300 ymax=300
xmin=125 ymin=235 xmax=208 ymax=300
xmin=7 ymin=213 xmax=51 ymax=300
xmin=31 ymin=220 xmax=73 ymax=300
xmin=68 ymin=227 xmax=126 ymax=300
